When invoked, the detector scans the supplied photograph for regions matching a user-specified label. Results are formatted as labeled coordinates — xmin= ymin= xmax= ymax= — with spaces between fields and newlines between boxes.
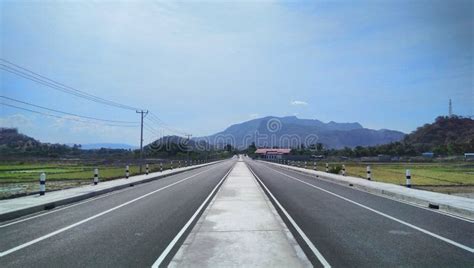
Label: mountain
xmin=403 ymin=116 xmax=474 ymax=154
xmin=78 ymin=143 xmax=138 ymax=150
xmin=196 ymin=116 xmax=405 ymax=149
xmin=0 ymin=128 xmax=41 ymax=150
xmin=145 ymin=135 xmax=209 ymax=150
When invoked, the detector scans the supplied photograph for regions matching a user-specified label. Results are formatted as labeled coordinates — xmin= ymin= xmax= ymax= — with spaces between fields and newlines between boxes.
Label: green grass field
xmin=0 ymin=161 xmax=188 ymax=198
xmin=299 ymin=162 xmax=474 ymax=186
xmin=0 ymin=162 xmax=175 ymax=183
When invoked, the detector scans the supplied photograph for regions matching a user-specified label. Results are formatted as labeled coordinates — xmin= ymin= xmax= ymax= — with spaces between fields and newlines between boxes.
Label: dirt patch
xmin=0 ymin=180 xmax=91 ymax=199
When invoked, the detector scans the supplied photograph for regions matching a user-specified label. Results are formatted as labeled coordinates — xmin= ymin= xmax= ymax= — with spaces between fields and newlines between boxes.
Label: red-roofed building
xmin=254 ymin=148 xmax=291 ymax=160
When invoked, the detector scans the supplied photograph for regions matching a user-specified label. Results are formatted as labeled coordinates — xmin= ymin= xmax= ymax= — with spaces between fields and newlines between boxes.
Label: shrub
xmin=329 ymin=165 xmax=342 ymax=174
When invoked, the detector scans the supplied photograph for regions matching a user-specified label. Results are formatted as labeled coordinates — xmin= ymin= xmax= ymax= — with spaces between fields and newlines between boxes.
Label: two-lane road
xmin=0 ymin=160 xmax=235 ymax=267
xmin=246 ymin=160 xmax=474 ymax=267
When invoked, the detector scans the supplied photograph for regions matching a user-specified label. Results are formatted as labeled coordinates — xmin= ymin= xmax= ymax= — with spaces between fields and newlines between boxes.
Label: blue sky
xmin=1 ymin=0 xmax=473 ymax=146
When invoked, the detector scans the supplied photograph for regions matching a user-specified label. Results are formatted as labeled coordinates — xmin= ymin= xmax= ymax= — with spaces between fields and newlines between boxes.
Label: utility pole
xmin=185 ymin=133 xmax=192 ymax=163
xmin=449 ymin=99 xmax=453 ymax=117
xmin=137 ymin=110 xmax=148 ymax=173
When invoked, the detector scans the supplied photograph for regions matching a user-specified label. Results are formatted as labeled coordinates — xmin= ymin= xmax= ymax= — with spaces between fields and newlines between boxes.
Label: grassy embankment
xmin=0 ymin=162 xmax=184 ymax=198
xmin=289 ymin=161 xmax=474 ymax=195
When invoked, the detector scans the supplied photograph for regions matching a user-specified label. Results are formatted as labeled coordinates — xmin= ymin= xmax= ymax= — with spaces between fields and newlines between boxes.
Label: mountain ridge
xmin=195 ymin=116 xmax=405 ymax=149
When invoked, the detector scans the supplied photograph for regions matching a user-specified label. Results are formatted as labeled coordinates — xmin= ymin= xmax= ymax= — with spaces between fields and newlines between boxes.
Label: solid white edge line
xmin=261 ymin=163 xmax=474 ymax=254
xmin=0 ymin=163 xmax=218 ymax=228
xmin=246 ymin=163 xmax=331 ymax=268
xmin=266 ymin=161 xmax=474 ymax=223
xmin=0 ymin=162 xmax=227 ymax=258
xmin=151 ymin=165 xmax=234 ymax=267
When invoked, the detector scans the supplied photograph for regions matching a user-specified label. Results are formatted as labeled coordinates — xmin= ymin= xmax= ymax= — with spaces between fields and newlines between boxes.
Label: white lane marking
xmin=151 ymin=165 xmax=233 ymax=267
xmin=267 ymin=162 xmax=474 ymax=223
xmin=246 ymin=163 xmax=331 ymax=268
xmin=261 ymin=163 xmax=474 ymax=254
xmin=0 ymin=163 xmax=218 ymax=228
xmin=0 ymin=163 xmax=228 ymax=258
xmin=0 ymin=190 xmax=123 ymax=228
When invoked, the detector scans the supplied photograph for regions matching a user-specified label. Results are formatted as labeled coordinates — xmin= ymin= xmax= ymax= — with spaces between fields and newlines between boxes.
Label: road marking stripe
xmin=247 ymin=163 xmax=331 ymax=268
xmin=151 ymin=165 xmax=233 ymax=267
xmin=262 ymin=163 xmax=474 ymax=254
xmin=0 ymin=163 xmax=227 ymax=258
xmin=0 ymin=164 xmax=215 ymax=228
xmin=269 ymin=162 xmax=474 ymax=223
xmin=0 ymin=190 xmax=124 ymax=228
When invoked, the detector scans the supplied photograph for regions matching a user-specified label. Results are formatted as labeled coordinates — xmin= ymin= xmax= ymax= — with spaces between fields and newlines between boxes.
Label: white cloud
xmin=0 ymin=113 xmax=35 ymax=129
xmin=290 ymin=100 xmax=308 ymax=106
xmin=249 ymin=113 xmax=259 ymax=119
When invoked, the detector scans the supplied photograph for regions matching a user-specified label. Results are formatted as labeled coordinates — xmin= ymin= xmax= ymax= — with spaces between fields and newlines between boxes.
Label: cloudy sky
xmin=1 ymin=0 xmax=473 ymax=146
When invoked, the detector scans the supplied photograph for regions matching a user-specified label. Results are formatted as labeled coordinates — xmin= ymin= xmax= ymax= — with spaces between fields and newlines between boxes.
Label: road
xmin=245 ymin=160 xmax=474 ymax=267
xmin=1 ymin=158 xmax=473 ymax=267
xmin=0 ymin=160 xmax=235 ymax=267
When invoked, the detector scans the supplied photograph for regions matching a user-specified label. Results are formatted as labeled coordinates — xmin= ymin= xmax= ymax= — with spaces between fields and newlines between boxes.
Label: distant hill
xmin=0 ymin=128 xmax=41 ymax=150
xmin=196 ymin=116 xmax=405 ymax=149
xmin=0 ymin=128 xmax=135 ymax=158
xmin=403 ymin=116 xmax=474 ymax=154
xmin=145 ymin=135 xmax=209 ymax=151
xmin=78 ymin=143 xmax=138 ymax=150
xmin=0 ymin=128 xmax=72 ymax=157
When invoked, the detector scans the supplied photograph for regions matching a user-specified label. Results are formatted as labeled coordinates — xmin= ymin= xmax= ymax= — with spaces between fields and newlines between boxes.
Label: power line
xmin=1 ymin=96 xmax=138 ymax=125
xmin=144 ymin=122 xmax=160 ymax=134
xmin=148 ymin=112 xmax=189 ymax=136
xmin=0 ymin=58 xmax=141 ymax=111
xmin=1 ymin=58 xmax=193 ymax=138
xmin=1 ymin=102 xmax=139 ymax=128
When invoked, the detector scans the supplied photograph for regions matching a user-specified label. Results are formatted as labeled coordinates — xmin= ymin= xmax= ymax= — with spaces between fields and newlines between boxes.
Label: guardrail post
xmin=126 ymin=165 xmax=130 ymax=179
xmin=170 ymin=160 xmax=173 ymax=170
xmin=326 ymin=163 xmax=329 ymax=172
xmin=304 ymin=161 xmax=307 ymax=169
xmin=94 ymin=168 xmax=99 ymax=185
xmin=146 ymin=164 xmax=149 ymax=175
xmin=313 ymin=162 xmax=317 ymax=171
xmin=406 ymin=169 xmax=411 ymax=188
xmin=39 ymin=172 xmax=46 ymax=195
xmin=342 ymin=164 xmax=346 ymax=176
xmin=160 ymin=162 xmax=163 ymax=172
xmin=179 ymin=160 xmax=181 ymax=168
xmin=367 ymin=165 xmax=371 ymax=180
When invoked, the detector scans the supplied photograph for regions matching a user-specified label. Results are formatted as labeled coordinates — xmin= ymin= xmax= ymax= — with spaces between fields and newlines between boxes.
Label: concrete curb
xmin=262 ymin=161 xmax=474 ymax=220
xmin=0 ymin=161 xmax=223 ymax=222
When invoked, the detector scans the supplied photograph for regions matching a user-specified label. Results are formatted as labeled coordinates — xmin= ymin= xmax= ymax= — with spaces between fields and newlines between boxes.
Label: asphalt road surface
xmin=1 ymin=158 xmax=473 ymax=267
xmin=0 ymin=160 xmax=235 ymax=267
xmin=246 ymin=159 xmax=474 ymax=267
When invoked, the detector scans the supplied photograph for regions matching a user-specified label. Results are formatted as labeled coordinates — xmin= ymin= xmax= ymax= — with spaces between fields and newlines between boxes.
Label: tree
xmin=316 ymin=143 xmax=324 ymax=152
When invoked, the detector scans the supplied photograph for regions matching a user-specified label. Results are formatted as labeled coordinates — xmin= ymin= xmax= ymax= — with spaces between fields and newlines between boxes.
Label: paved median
xmin=170 ymin=160 xmax=311 ymax=267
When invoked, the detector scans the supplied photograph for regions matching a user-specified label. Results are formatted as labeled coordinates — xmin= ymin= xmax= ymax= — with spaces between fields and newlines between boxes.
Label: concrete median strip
xmin=0 ymin=161 xmax=222 ymax=222
xmin=263 ymin=161 xmax=474 ymax=221
xmin=169 ymin=160 xmax=313 ymax=267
